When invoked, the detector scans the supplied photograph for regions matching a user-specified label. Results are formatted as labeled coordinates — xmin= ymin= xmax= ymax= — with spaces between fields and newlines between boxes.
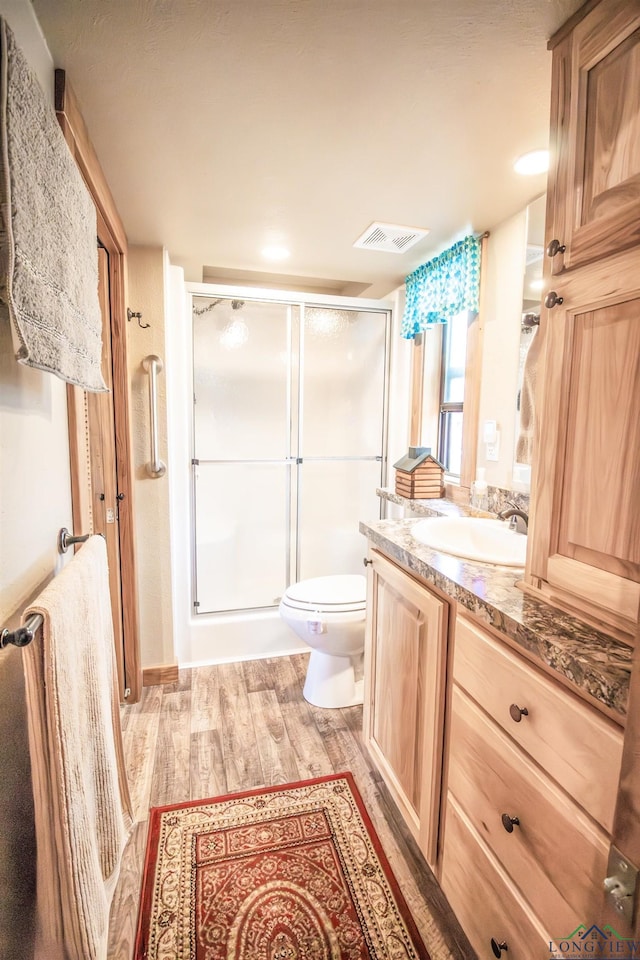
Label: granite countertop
xmin=360 ymin=513 xmax=632 ymax=720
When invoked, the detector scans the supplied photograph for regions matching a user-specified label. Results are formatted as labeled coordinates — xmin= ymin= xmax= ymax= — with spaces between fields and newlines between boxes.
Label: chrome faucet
xmin=498 ymin=504 xmax=529 ymax=535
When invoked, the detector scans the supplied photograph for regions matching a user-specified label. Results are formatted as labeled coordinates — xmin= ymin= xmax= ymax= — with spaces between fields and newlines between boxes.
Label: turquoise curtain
xmin=401 ymin=234 xmax=482 ymax=339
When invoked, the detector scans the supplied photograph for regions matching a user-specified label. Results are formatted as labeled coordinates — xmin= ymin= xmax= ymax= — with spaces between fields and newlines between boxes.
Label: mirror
xmin=512 ymin=194 xmax=545 ymax=492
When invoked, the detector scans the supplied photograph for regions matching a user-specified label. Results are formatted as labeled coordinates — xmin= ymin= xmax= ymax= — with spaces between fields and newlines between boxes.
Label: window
xmin=438 ymin=311 xmax=468 ymax=476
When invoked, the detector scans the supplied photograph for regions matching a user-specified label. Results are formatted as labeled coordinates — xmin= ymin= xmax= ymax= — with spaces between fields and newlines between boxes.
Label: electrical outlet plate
xmin=486 ymin=431 xmax=501 ymax=461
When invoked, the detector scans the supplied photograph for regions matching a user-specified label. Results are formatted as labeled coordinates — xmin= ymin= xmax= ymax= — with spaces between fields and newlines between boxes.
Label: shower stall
xmin=169 ymin=281 xmax=392 ymax=665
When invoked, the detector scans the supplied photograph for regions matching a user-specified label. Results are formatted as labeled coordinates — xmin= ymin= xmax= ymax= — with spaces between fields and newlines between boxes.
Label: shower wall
xmin=167 ymin=279 xmax=391 ymax=666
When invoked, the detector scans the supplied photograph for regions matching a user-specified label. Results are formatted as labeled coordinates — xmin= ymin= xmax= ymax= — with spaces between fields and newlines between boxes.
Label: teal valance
xmin=401 ymin=234 xmax=482 ymax=339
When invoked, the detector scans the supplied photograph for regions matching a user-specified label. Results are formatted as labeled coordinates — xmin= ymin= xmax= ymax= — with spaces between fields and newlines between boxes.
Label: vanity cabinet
xmin=526 ymin=0 xmax=640 ymax=636
xmin=362 ymin=548 xmax=448 ymax=870
xmin=441 ymin=613 xmax=624 ymax=957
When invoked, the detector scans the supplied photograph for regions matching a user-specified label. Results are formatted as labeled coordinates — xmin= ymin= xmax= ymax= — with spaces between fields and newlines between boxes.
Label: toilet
xmin=279 ymin=574 xmax=367 ymax=709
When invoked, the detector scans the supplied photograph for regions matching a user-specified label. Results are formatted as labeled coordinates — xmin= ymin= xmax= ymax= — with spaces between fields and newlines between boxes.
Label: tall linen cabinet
xmin=525 ymin=0 xmax=640 ymax=640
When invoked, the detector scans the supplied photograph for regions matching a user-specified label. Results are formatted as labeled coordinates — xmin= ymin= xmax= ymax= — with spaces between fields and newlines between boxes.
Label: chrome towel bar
xmin=142 ymin=354 xmax=167 ymax=479
xmin=1 ymin=612 xmax=43 ymax=649
xmin=58 ymin=527 xmax=90 ymax=553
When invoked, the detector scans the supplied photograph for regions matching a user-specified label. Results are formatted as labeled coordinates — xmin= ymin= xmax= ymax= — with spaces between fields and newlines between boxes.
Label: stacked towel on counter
xmin=21 ymin=535 xmax=132 ymax=960
xmin=0 ymin=18 xmax=107 ymax=391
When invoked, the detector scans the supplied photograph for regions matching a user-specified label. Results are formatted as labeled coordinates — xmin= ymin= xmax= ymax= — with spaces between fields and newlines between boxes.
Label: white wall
xmin=0 ymin=3 xmax=70 ymax=956
xmin=476 ymin=208 xmax=528 ymax=488
xmin=127 ymin=246 xmax=175 ymax=669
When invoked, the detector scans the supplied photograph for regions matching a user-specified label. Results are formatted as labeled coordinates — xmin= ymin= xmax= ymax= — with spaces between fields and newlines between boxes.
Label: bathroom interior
xmin=1 ymin=0 xmax=639 ymax=958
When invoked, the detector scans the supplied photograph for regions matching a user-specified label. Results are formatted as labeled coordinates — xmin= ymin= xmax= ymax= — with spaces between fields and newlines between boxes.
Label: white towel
xmin=516 ymin=327 xmax=543 ymax=465
xmin=21 ymin=535 xmax=132 ymax=960
xmin=0 ymin=18 xmax=107 ymax=392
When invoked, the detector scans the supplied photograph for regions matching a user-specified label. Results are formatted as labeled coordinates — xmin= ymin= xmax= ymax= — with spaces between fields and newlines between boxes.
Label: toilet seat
xmin=280 ymin=574 xmax=366 ymax=615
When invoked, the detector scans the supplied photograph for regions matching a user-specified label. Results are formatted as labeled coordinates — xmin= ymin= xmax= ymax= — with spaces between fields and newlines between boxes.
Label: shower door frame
xmin=187 ymin=282 xmax=392 ymax=618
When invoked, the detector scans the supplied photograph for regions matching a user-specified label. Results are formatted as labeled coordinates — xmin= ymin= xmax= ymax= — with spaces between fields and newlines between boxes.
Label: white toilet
xmin=279 ymin=574 xmax=367 ymax=708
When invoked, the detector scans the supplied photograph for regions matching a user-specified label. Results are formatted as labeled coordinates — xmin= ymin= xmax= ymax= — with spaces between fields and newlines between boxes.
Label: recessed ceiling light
xmin=514 ymin=150 xmax=549 ymax=175
xmin=262 ymin=244 xmax=290 ymax=261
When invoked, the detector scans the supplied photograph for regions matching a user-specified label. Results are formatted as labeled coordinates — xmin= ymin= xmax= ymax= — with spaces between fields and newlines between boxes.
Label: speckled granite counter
xmin=360 ymin=517 xmax=631 ymax=720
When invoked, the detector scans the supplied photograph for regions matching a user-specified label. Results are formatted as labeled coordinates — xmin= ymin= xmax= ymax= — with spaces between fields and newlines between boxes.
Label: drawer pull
xmin=491 ymin=939 xmax=508 ymax=957
xmin=363 ymin=557 xmax=373 ymax=566
xmin=509 ymin=703 xmax=528 ymax=722
xmin=501 ymin=814 xmax=520 ymax=833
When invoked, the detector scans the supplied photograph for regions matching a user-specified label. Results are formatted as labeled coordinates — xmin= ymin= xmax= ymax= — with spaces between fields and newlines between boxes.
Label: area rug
xmin=135 ymin=772 xmax=430 ymax=959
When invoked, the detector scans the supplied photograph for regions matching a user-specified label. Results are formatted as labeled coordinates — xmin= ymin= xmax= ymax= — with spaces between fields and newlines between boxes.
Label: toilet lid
xmin=281 ymin=574 xmax=366 ymax=613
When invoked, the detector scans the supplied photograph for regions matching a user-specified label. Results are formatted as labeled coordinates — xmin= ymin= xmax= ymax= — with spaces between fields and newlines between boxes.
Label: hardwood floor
xmin=108 ymin=653 xmax=474 ymax=959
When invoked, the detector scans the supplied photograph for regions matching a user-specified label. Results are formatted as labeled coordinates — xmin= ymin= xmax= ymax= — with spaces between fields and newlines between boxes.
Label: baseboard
xmin=143 ymin=663 xmax=179 ymax=687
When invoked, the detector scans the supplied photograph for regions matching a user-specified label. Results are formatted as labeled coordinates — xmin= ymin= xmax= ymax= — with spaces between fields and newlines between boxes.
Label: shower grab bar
xmin=142 ymin=355 xmax=167 ymax=479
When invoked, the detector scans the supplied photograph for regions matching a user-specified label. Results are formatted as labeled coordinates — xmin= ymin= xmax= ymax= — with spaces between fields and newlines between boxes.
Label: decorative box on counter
xmin=393 ymin=447 xmax=445 ymax=499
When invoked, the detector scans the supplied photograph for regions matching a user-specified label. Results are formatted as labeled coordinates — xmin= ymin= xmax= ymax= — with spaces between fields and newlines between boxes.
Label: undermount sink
xmin=410 ymin=516 xmax=527 ymax=567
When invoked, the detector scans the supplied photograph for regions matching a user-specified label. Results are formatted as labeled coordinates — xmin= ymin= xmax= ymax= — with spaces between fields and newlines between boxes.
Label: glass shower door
xmin=192 ymin=297 xmax=295 ymax=613
xmin=297 ymin=307 xmax=387 ymax=581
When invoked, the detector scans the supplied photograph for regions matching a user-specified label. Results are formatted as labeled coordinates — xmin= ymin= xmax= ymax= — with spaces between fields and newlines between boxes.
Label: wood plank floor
xmin=108 ymin=653 xmax=474 ymax=959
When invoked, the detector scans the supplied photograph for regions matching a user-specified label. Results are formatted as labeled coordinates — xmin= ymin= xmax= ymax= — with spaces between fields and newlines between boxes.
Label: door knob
xmin=544 ymin=290 xmax=564 ymax=309
xmin=491 ymin=939 xmax=508 ymax=957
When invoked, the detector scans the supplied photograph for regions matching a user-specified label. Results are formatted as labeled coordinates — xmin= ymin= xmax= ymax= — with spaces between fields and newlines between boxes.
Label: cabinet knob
xmin=491 ymin=939 xmax=508 ymax=957
xmin=501 ymin=814 xmax=520 ymax=833
xmin=544 ymin=290 xmax=564 ymax=309
xmin=509 ymin=703 xmax=528 ymax=722
xmin=363 ymin=558 xmax=373 ymax=567
xmin=116 ymin=492 xmax=125 ymax=501
xmin=546 ymin=238 xmax=566 ymax=258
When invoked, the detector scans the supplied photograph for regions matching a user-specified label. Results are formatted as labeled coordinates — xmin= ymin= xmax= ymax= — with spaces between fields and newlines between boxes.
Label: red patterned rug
xmin=135 ymin=772 xmax=430 ymax=959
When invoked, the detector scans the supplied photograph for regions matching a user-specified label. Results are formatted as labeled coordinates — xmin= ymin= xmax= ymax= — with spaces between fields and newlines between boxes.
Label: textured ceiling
xmin=31 ymin=0 xmax=585 ymax=297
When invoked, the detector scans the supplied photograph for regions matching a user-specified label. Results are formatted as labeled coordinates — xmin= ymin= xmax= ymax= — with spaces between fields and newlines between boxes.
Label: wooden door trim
xmin=55 ymin=70 xmax=141 ymax=703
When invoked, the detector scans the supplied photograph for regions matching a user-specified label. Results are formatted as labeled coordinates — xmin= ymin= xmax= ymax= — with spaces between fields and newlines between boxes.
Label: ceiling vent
xmin=353 ymin=221 xmax=430 ymax=254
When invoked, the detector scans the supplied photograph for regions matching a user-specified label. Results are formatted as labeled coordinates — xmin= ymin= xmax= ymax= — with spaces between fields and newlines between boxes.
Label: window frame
xmin=437 ymin=310 xmax=468 ymax=477
xmin=408 ymin=234 xmax=488 ymax=496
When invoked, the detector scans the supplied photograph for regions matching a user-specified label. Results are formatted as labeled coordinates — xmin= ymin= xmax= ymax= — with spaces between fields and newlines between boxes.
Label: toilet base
xmin=303 ymin=650 xmax=364 ymax=709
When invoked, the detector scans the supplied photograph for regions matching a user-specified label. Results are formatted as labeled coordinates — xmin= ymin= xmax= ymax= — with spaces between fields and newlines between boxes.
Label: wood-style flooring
xmin=108 ymin=653 xmax=474 ymax=959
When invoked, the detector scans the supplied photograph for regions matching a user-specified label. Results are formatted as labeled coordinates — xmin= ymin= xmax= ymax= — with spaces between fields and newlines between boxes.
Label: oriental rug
xmin=135 ymin=772 xmax=430 ymax=959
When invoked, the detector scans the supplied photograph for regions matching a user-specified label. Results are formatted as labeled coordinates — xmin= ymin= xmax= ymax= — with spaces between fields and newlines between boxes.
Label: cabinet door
xmin=363 ymin=549 xmax=447 ymax=869
xmin=548 ymin=1 xmax=640 ymax=273
xmin=527 ymin=260 xmax=640 ymax=632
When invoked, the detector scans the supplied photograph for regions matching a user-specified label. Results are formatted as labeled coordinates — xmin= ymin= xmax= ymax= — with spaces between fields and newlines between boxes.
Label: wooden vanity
xmin=360 ymin=531 xmax=626 ymax=958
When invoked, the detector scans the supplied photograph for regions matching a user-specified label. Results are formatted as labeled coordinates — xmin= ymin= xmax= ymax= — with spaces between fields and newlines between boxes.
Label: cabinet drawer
xmin=454 ymin=614 xmax=623 ymax=830
xmin=441 ymin=795 xmax=548 ymax=960
xmin=448 ymin=684 xmax=609 ymax=932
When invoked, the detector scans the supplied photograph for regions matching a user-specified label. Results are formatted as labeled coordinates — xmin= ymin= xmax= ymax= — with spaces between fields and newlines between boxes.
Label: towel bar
xmin=1 ymin=612 xmax=43 ymax=649
xmin=58 ymin=527 xmax=90 ymax=553
xmin=142 ymin=355 xmax=167 ymax=479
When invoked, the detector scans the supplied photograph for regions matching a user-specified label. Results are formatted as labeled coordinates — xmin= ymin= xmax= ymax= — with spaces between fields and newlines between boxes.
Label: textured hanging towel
xmin=516 ymin=326 xmax=543 ymax=465
xmin=0 ymin=18 xmax=107 ymax=391
xmin=21 ymin=536 xmax=132 ymax=960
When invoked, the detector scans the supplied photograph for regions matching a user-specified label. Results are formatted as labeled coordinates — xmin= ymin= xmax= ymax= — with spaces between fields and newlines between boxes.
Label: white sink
xmin=410 ymin=516 xmax=527 ymax=567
